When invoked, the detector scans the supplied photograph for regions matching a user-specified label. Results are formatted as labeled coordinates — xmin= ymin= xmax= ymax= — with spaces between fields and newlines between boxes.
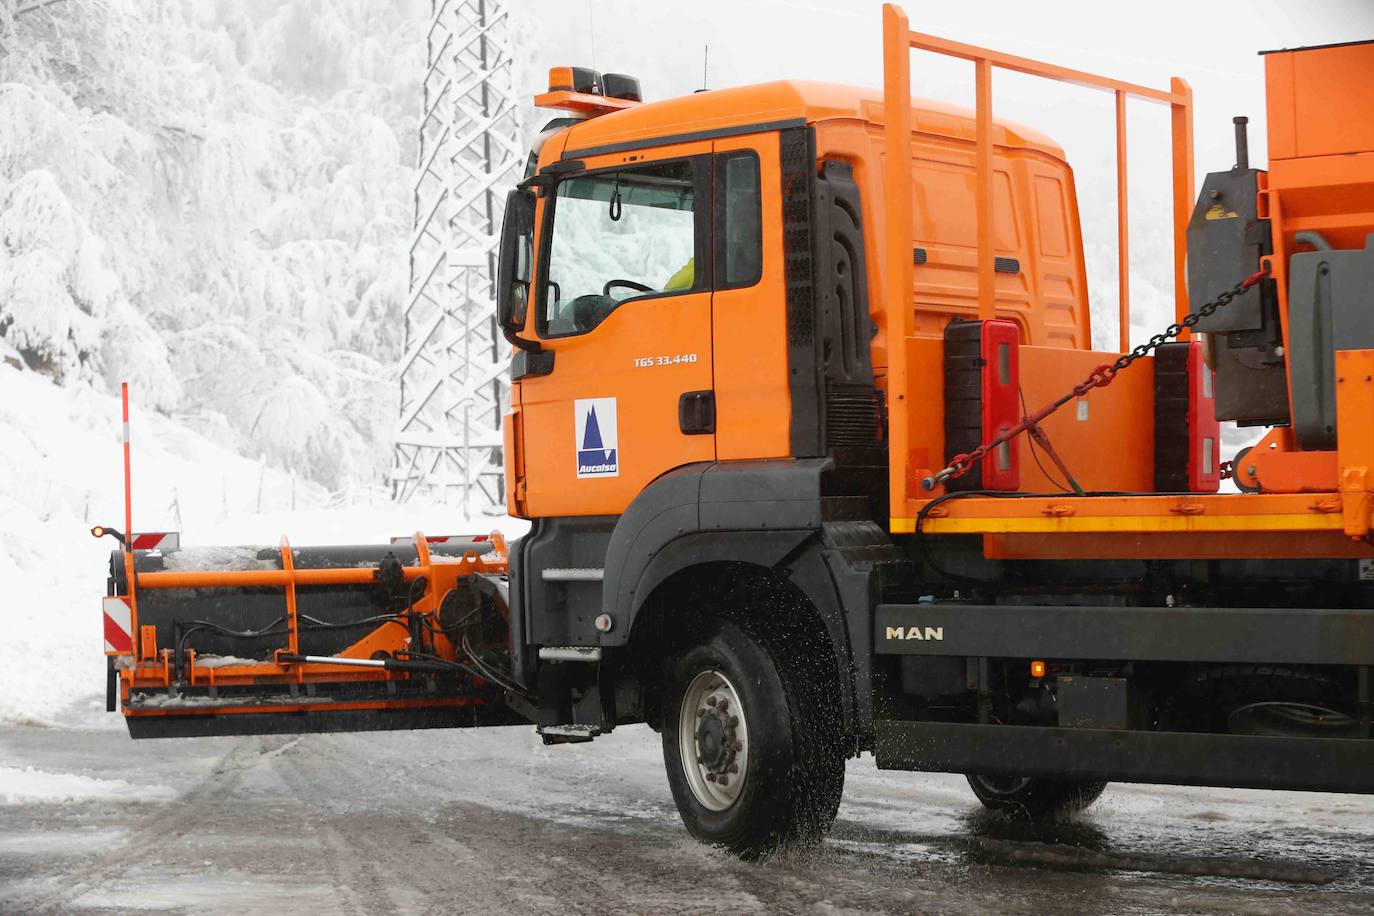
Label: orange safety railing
xmin=881 ymin=2 xmax=1195 ymax=515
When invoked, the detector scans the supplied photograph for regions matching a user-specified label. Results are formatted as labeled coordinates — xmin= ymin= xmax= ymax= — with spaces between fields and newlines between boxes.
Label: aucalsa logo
xmin=575 ymin=397 xmax=619 ymax=478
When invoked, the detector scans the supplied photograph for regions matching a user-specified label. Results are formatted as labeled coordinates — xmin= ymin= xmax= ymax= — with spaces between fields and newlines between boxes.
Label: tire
xmin=662 ymin=619 xmax=845 ymax=860
xmin=1162 ymin=665 xmax=1359 ymax=737
xmin=965 ymin=773 xmax=1107 ymax=820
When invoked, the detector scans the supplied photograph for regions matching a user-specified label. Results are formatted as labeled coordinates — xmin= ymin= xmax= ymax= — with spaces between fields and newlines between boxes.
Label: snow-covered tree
xmin=0 ymin=0 xmax=425 ymax=487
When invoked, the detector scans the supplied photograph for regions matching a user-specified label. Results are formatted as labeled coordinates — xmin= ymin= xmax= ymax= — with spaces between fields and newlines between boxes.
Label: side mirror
xmin=496 ymin=188 xmax=538 ymax=350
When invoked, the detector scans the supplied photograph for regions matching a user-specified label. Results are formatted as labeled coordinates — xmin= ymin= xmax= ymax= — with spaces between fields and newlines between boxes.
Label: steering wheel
xmin=604 ymin=279 xmax=653 ymax=298
xmin=570 ymin=294 xmax=619 ymax=333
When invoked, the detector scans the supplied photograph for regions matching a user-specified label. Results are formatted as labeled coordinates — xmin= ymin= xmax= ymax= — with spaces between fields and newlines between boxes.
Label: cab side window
xmin=541 ymin=159 xmax=702 ymax=338
xmin=715 ymin=152 xmax=762 ymax=288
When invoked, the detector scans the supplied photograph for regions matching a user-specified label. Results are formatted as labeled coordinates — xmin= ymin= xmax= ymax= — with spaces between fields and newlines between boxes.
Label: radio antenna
xmin=588 ymin=0 xmax=597 ymax=70
xmin=702 ymin=44 xmax=709 ymax=91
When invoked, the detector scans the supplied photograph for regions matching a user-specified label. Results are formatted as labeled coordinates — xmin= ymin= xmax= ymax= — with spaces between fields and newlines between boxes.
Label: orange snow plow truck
xmin=97 ymin=7 xmax=1374 ymax=858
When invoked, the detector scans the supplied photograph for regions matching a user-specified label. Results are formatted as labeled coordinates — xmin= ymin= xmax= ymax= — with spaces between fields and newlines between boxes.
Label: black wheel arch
xmin=600 ymin=458 xmax=903 ymax=745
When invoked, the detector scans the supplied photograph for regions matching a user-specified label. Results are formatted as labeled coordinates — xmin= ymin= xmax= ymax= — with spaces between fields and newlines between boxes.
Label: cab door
xmin=517 ymin=142 xmax=716 ymax=518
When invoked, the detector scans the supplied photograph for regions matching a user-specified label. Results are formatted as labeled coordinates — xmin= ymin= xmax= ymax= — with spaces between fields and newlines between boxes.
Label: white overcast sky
xmin=518 ymin=0 xmax=1374 ymax=342
xmin=524 ymin=0 xmax=1373 ymax=163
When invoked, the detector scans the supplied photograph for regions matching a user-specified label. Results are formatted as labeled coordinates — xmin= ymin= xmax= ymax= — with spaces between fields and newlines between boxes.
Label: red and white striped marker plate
xmin=388 ymin=535 xmax=488 ymax=545
xmin=130 ymin=532 xmax=179 ymax=550
xmin=103 ymin=596 xmax=133 ymax=655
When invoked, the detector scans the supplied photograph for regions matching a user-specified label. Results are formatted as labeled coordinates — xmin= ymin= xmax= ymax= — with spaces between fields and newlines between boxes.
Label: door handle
xmin=679 ymin=390 xmax=715 ymax=435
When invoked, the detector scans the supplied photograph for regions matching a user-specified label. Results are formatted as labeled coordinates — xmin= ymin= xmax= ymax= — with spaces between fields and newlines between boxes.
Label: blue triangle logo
xmin=582 ymin=406 xmax=604 ymax=451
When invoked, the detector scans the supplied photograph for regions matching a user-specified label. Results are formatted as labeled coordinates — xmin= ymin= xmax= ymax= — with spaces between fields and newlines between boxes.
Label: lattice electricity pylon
xmin=391 ymin=0 xmax=524 ymax=512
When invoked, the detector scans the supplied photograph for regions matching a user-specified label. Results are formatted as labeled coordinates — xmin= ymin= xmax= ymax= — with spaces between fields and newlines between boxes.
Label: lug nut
xmin=696 ymin=708 xmax=705 ymax=718
xmin=706 ymin=696 xmax=717 ymax=707
xmin=718 ymin=698 xmax=729 ymax=710
xmin=733 ymin=740 xmax=743 ymax=751
xmin=706 ymin=773 xmax=717 ymax=783
xmin=728 ymin=763 xmax=738 ymax=774
xmin=729 ymin=715 xmax=738 ymax=727
xmin=717 ymin=775 xmax=729 ymax=787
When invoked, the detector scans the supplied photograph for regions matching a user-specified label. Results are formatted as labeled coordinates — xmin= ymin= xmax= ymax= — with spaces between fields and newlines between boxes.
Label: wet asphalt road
xmin=3 ymin=704 xmax=1374 ymax=914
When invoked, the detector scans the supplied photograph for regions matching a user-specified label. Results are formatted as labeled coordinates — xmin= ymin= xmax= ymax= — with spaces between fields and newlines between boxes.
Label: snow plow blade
xmin=102 ymin=532 xmax=529 ymax=739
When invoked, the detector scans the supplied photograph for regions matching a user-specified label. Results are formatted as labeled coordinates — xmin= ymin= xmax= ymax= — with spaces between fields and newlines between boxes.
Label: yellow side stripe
xmin=890 ymin=514 xmax=1346 ymax=535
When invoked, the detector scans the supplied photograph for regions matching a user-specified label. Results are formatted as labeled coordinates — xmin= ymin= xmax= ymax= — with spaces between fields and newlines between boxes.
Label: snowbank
xmin=0 ymin=765 xmax=176 ymax=805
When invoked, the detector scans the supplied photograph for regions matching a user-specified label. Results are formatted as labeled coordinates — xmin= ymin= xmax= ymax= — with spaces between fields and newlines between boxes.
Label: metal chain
xmin=1086 ymin=270 xmax=1266 ymax=392
xmin=929 ymin=267 xmax=1271 ymax=488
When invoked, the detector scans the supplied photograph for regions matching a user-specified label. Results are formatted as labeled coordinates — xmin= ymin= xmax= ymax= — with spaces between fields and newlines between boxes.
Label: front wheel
xmin=662 ymin=620 xmax=845 ymax=860
xmin=966 ymin=773 xmax=1107 ymax=820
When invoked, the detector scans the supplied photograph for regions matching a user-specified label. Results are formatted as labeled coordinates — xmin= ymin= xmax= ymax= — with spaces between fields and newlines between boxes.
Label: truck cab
xmin=504 ymin=78 xmax=1092 ymax=521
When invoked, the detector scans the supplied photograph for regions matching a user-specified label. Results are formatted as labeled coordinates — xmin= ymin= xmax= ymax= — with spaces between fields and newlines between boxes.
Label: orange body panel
xmin=533 ymin=89 xmax=637 ymax=117
xmin=903 ymin=337 xmax=943 ymax=493
xmin=1238 ymin=428 xmax=1339 ymax=494
xmin=1337 ymin=349 xmax=1374 ymax=538
xmin=905 ymin=491 xmax=1350 ymax=533
xmin=516 ymin=140 xmax=716 ymax=518
xmin=138 ymin=625 xmax=157 ymax=661
xmin=712 ymin=132 xmax=791 ymax=461
xmin=504 ymin=401 xmax=524 ymax=516
xmin=902 ymin=338 xmax=1154 ymax=505
xmin=1014 ymin=346 xmax=1154 ymax=492
xmin=812 ymin=118 xmax=1091 ymax=352
xmin=1265 ymin=41 xmax=1374 ymax=161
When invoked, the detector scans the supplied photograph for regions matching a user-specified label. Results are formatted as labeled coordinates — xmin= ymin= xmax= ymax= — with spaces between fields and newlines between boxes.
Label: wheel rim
xmin=679 ymin=669 xmax=750 ymax=811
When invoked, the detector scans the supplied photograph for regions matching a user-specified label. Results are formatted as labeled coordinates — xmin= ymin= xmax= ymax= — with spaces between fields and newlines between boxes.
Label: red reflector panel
xmin=979 ymin=320 xmax=1021 ymax=491
xmin=130 ymin=532 xmax=179 ymax=551
xmin=1188 ymin=340 xmax=1221 ymax=492
xmin=943 ymin=319 xmax=1020 ymax=491
xmin=103 ymin=596 xmax=134 ymax=655
xmin=1153 ymin=339 xmax=1220 ymax=493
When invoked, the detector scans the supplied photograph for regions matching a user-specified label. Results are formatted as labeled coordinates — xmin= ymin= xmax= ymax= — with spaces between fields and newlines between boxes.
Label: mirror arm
xmin=503 ymin=323 xmax=541 ymax=353
xmin=518 ymin=174 xmax=554 ymax=193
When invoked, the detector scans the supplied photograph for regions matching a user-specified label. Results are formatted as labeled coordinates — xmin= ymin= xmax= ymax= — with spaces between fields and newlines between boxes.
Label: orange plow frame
xmin=112 ymin=532 xmax=513 ymax=727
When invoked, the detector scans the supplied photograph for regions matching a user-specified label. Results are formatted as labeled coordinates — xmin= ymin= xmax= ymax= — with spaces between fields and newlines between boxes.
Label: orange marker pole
xmin=1115 ymin=89 xmax=1131 ymax=353
xmin=121 ymin=381 xmax=140 ymax=660
xmin=122 ymin=382 xmax=132 ymax=545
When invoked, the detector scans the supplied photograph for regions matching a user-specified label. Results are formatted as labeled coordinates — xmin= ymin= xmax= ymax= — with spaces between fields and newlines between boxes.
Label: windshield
xmin=542 ymin=160 xmax=697 ymax=336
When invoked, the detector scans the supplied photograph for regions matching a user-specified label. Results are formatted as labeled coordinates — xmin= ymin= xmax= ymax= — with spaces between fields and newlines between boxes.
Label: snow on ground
xmin=0 ymin=765 xmax=175 ymax=805
xmin=0 ymin=364 xmax=526 ymax=727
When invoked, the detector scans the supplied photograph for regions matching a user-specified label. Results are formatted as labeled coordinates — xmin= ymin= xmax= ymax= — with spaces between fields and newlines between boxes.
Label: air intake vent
xmin=826 ymin=383 xmax=880 ymax=448
xmin=994 ymin=256 xmax=1020 ymax=275
xmin=779 ymin=128 xmax=814 ymax=348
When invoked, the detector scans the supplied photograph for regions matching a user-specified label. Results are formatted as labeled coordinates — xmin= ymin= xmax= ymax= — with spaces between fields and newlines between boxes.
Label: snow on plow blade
xmin=104 ymin=533 xmax=527 ymax=738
